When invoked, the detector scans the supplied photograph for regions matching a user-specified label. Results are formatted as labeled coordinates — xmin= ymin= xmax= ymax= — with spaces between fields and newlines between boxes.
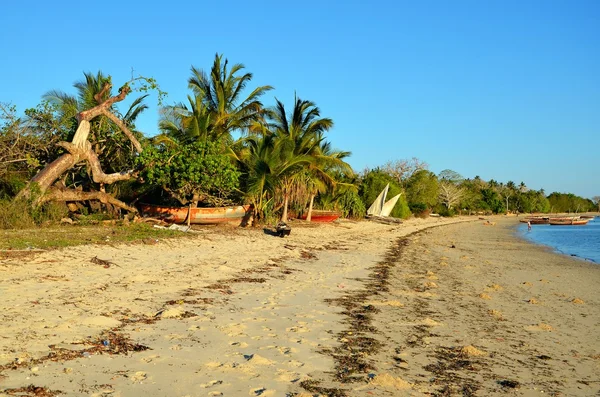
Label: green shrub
xmin=0 ymin=198 xmax=67 ymax=229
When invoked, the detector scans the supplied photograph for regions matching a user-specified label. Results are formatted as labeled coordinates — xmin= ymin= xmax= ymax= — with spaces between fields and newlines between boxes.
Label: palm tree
xmin=303 ymin=139 xmax=353 ymax=221
xmin=187 ymin=54 xmax=273 ymax=142
xmin=241 ymin=131 xmax=313 ymax=221
xmin=268 ymin=95 xmax=335 ymax=222
xmin=158 ymin=95 xmax=212 ymax=146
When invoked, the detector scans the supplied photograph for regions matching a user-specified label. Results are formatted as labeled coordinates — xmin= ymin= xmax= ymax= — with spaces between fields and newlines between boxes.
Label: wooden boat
xmin=139 ymin=203 xmax=252 ymax=225
xmin=298 ymin=209 xmax=341 ymax=223
xmin=520 ymin=217 xmax=549 ymax=224
xmin=549 ymin=218 xmax=590 ymax=226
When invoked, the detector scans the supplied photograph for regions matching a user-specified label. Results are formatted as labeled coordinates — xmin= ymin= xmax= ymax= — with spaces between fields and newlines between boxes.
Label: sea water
xmin=519 ymin=217 xmax=600 ymax=264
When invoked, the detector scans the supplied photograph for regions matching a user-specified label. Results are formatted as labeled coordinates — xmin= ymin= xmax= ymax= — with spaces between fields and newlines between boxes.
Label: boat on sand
xmin=298 ymin=210 xmax=341 ymax=223
xmin=139 ymin=203 xmax=252 ymax=225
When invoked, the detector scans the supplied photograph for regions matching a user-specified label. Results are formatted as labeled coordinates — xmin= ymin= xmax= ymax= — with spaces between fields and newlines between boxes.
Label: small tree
xmin=593 ymin=196 xmax=600 ymax=212
xmin=439 ymin=181 xmax=464 ymax=210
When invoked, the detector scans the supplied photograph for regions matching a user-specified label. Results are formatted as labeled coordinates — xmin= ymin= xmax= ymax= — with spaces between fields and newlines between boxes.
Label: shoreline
xmin=515 ymin=218 xmax=600 ymax=265
xmin=0 ymin=216 xmax=598 ymax=396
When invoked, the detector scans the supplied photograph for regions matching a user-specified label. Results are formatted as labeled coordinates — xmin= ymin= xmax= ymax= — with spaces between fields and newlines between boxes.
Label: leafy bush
xmin=336 ymin=189 xmax=366 ymax=219
xmin=136 ymin=141 xmax=241 ymax=206
xmin=409 ymin=202 xmax=430 ymax=218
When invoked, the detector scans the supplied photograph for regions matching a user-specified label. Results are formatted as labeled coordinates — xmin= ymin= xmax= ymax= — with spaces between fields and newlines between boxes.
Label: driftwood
xmin=19 ymin=82 xmax=141 ymax=213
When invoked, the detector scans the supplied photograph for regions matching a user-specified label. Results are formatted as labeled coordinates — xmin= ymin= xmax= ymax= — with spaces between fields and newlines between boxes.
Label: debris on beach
xmin=527 ymin=297 xmax=541 ymax=304
xmin=0 ymin=385 xmax=62 ymax=397
xmin=571 ymin=298 xmax=585 ymax=304
xmin=498 ymin=379 xmax=520 ymax=389
xmin=478 ymin=293 xmax=492 ymax=300
xmin=90 ymin=256 xmax=117 ymax=268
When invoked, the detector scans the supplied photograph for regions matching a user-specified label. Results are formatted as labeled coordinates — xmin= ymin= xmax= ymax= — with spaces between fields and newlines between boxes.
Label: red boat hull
xmin=298 ymin=210 xmax=341 ymax=223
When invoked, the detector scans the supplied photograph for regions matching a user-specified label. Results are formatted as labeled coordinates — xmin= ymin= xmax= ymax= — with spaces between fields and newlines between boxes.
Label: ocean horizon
xmin=519 ymin=216 xmax=600 ymax=264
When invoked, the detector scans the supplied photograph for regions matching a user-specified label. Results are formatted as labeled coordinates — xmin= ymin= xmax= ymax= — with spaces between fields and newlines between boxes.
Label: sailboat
xmin=367 ymin=184 xmax=402 ymax=221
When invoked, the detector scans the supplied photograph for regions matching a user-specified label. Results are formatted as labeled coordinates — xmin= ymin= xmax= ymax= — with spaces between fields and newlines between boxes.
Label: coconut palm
xmin=241 ymin=131 xmax=314 ymax=222
xmin=157 ymin=95 xmax=212 ymax=146
xmin=187 ymin=54 xmax=273 ymax=142
xmin=303 ymin=139 xmax=353 ymax=221
xmin=267 ymin=95 xmax=341 ymax=221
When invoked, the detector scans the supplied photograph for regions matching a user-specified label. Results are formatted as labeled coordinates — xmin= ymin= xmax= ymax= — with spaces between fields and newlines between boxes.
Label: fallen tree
xmin=18 ymin=80 xmax=145 ymax=214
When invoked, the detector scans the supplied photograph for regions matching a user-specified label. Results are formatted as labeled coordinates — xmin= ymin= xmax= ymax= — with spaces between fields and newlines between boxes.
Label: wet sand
xmin=0 ymin=217 xmax=598 ymax=396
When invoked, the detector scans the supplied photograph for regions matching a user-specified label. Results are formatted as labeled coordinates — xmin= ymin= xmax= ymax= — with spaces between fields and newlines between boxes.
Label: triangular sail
xmin=380 ymin=193 xmax=402 ymax=217
xmin=367 ymin=184 xmax=389 ymax=216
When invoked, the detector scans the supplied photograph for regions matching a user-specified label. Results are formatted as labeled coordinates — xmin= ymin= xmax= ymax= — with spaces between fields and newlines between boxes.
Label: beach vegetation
xmin=1 ymin=54 xmax=596 ymax=232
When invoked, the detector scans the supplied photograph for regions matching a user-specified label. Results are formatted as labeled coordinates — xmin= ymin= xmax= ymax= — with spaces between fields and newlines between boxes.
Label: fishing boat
xmin=298 ymin=209 xmax=341 ymax=223
xmin=139 ymin=203 xmax=252 ymax=225
xmin=549 ymin=218 xmax=590 ymax=226
xmin=520 ymin=217 xmax=550 ymax=224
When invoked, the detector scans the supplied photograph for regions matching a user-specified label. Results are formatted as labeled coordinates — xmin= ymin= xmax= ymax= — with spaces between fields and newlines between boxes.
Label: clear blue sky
xmin=1 ymin=1 xmax=598 ymax=198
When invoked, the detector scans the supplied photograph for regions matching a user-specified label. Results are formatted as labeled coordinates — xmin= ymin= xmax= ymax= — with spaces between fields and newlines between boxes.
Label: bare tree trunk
xmin=306 ymin=194 xmax=315 ymax=222
xmin=41 ymin=187 xmax=137 ymax=213
xmin=18 ymin=82 xmax=142 ymax=212
xmin=281 ymin=194 xmax=289 ymax=222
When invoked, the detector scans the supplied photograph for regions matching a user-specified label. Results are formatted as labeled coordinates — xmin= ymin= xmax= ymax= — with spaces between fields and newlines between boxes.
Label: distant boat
xmin=139 ymin=203 xmax=252 ymax=225
xmin=367 ymin=184 xmax=402 ymax=217
xmin=520 ymin=217 xmax=549 ymax=225
xmin=298 ymin=210 xmax=341 ymax=223
xmin=549 ymin=218 xmax=590 ymax=226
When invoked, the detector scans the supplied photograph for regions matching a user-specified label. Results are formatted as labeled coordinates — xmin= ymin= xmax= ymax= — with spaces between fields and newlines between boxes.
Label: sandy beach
xmin=0 ymin=216 xmax=598 ymax=396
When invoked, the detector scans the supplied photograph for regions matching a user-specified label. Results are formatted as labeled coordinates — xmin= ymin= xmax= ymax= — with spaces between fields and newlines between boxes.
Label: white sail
xmin=380 ymin=193 xmax=402 ymax=217
xmin=367 ymin=184 xmax=389 ymax=216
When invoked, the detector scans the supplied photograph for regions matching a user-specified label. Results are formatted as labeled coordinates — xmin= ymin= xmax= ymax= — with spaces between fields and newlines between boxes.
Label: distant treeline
xmin=0 ymin=55 xmax=598 ymax=228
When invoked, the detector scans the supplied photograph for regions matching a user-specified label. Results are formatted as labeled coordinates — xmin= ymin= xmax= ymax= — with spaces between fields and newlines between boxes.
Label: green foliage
xmin=0 ymin=197 xmax=68 ymax=229
xmin=335 ymin=189 xmax=366 ymax=218
xmin=480 ymin=188 xmax=504 ymax=214
xmin=136 ymin=141 xmax=241 ymax=206
xmin=437 ymin=205 xmax=456 ymax=217
xmin=547 ymin=192 xmax=595 ymax=213
xmin=359 ymin=170 xmax=410 ymax=219
xmin=405 ymin=170 xmax=439 ymax=208
xmin=409 ymin=202 xmax=429 ymax=218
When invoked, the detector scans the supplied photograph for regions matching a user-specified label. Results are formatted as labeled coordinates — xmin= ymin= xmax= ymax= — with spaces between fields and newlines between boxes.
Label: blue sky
xmin=1 ymin=1 xmax=598 ymax=198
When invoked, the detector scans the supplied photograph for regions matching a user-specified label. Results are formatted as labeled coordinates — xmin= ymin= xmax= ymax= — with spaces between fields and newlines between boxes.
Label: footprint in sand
xmin=249 ymin=387 xmax=275 ymax=396
xmin=129 ymin=371 xmax=147 ymax=382
xmin=276 ymin=369 xmax=301 ymax=382
xmin=200 ymin=380 xmax=223 ymax=388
